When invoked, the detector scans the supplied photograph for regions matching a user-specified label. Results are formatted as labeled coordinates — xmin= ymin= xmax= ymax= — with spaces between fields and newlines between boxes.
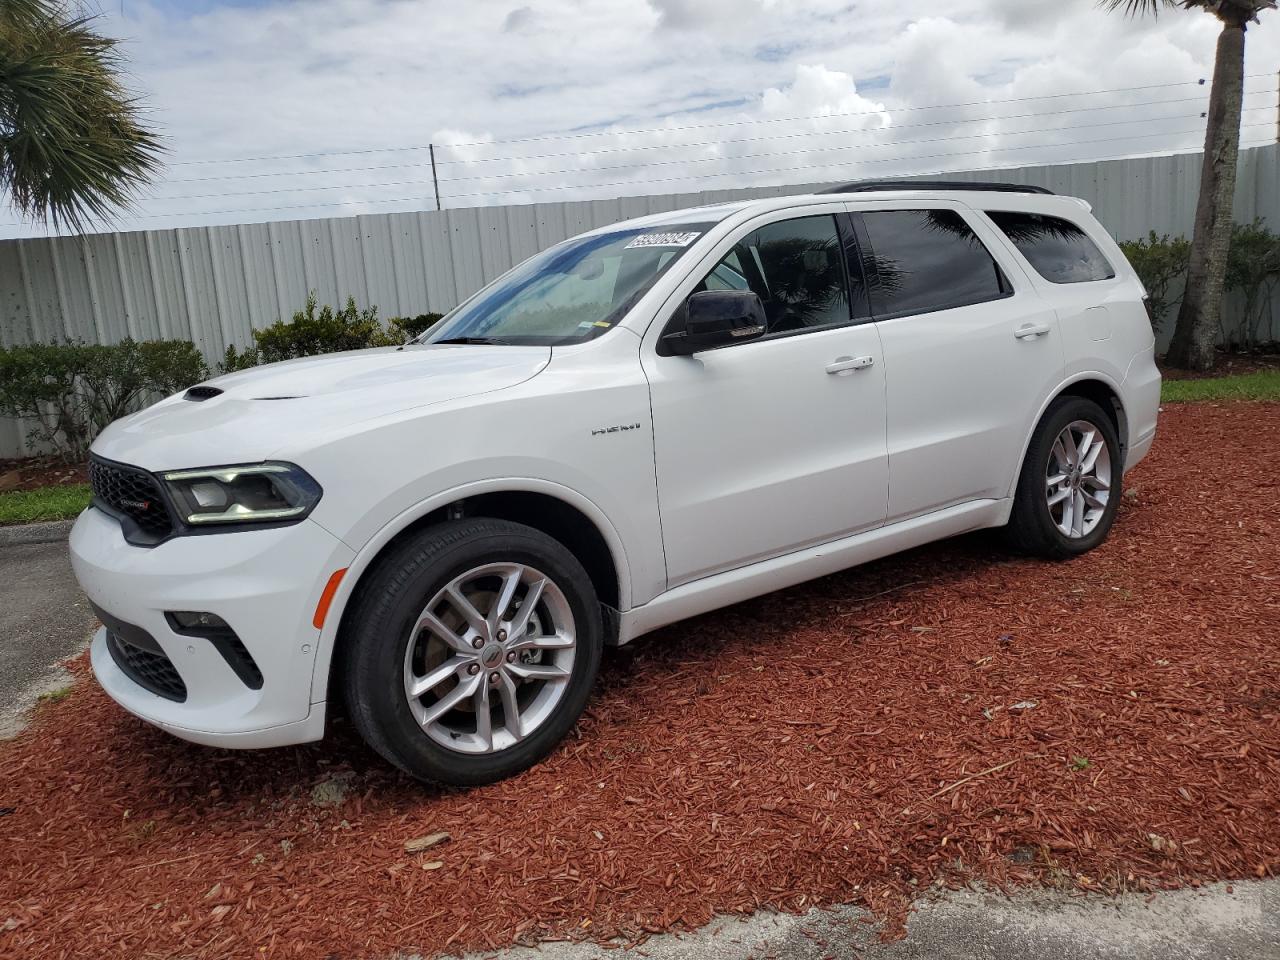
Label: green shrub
xmin=0 ymin=339 xmax=208 ymax=461
xmin=1118 ymin=231 xmax=1190 ymax=333
xmin=219 ymin=294 xmax=444 ymax=373
xmin=254 ymin=292 xmax=396 ymax=362
xmin=1224 ymin=219 xmax=1280 ymax=350
xmin=219 ymin=342 xmax=261 ymax=373
xmin=388 ymin=312 xmax=444 ymax=341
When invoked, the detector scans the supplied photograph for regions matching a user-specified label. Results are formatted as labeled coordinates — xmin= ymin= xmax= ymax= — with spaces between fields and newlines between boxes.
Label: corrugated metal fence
xmin=2 ymin=144 xmax=1278 ymax=457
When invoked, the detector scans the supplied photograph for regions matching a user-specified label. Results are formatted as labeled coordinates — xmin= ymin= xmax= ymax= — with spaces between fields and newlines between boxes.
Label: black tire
xmin=338 ymin=518 xmax=602 ymax=786
xmin=1005 ymin=395 xmax=1124 ymax=559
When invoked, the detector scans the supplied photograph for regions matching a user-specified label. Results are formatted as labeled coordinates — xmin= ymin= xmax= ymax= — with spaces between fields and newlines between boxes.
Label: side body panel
xmin=974 ymin=198 xmax=1160 ymax=477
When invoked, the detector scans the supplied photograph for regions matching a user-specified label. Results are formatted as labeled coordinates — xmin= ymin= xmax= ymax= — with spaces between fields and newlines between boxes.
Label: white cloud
xmin=1 ymin=0 xmax=1276 ymax=237
xmin=760 ymin=64 xmax=890 ymax=127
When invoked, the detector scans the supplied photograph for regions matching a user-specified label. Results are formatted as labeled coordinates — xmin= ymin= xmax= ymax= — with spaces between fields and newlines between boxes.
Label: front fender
xmin=305 ymin=476 xmax=634 ymax=706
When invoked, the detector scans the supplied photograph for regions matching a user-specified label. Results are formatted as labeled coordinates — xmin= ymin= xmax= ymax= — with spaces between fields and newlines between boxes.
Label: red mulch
xmin=0 ymin=455 xmax=86 ymax=495
xmin=2 ymin=403 xmax=1278 ymax=960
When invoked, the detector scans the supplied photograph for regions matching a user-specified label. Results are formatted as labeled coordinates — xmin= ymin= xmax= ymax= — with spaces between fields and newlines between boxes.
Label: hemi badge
xmin=591 ymin=422 xmax=642 ymax=436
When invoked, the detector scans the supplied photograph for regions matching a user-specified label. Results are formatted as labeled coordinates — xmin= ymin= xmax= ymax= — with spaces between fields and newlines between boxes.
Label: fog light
xmin=168 ymin=611 xmax=229 ymax=632
xmin=165 ymin=611 xmax=263 ymax=690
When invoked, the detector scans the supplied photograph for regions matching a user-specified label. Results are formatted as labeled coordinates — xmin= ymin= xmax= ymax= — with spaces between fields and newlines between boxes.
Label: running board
xmin=616 ymin=499 xmax=1007 ymax=645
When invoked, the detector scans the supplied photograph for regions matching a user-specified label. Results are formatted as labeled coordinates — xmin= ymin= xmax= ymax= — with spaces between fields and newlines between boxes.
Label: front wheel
xmin=339 ymin=518 xmax=602 ymax=786
xmin=1006 ymin=395 xmax=1123 ymax=559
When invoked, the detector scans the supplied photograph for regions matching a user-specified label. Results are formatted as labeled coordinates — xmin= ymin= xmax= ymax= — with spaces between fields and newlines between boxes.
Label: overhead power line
xmin=11 ymin=127 xmax=1269 ymax=228
xmin=161 ymin=74 xmax=1276 ymax=169
xmin=438 ymin=105 xmax=1278 ymax=183
xmin=138 ymin=110 xmax=1275 ymax=204
xmin=435 ymin=78 xmax=1232 ymax=148
xmin=68 ymin=138 xmax=1280 ymax=226
xmin=437 ymin=122 xmax=1276 ymax=200
xmin=160 ymin=92 xmax=1265 ymax=186
xmin=435 ymin=92 xmax=1274 ymax=166
xmin=10 ymin=135 xmax=1274 ymax=230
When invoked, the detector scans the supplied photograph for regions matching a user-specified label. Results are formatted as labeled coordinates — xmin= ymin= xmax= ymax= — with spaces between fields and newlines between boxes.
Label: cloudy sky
xmin=2 ymin=0 xmax=1278 ymax=237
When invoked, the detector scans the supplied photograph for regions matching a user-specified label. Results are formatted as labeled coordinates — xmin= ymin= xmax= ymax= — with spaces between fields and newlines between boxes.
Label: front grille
xmin=89 ymin=457 xmax=174 ymax=541
xmin=106 ymin=631 xmax=188 ymax=702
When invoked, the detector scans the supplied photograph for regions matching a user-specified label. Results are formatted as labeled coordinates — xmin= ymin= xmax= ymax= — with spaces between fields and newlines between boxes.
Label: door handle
xmin=1014 ymin=322 xmax=1052 ymax=340
xmin=826 ymin=355 xmax=875 ymax=375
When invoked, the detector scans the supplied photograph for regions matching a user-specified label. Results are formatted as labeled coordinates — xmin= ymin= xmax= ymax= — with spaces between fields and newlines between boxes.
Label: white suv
xmin=70 ymin=182 xmax=1161 ymax=785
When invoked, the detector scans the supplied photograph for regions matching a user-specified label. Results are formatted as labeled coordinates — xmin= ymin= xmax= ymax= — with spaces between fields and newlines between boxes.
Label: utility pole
xmin=429 ymin=144 xmax=442 ymax=211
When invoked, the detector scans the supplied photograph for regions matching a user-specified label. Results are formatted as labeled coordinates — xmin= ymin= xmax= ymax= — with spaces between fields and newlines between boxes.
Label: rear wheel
xmin=1006 ymin=396 xmax=1123 ymax=559
xmin=340 ymin=518 xmax=602 ymax=786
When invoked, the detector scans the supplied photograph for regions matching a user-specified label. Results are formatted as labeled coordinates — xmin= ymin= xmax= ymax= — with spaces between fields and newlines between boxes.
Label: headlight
xmin=160 ymin=462 xmax=322 ymax=527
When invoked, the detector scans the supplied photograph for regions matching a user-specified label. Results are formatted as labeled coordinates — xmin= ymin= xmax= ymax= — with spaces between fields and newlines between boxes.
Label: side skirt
xmin=615 ymin=498 xmax=1010 ymax=645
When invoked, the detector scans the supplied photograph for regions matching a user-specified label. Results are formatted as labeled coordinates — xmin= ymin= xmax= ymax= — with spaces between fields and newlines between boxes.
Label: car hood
xmin=91 ymin=344 xmax=551 ymax=470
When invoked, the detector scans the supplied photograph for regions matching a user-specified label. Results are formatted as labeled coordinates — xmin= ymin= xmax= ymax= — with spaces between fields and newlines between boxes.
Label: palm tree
xmin=1100 ymin=0 xmax=1275 ymax=370
xmin=0 ymin=0 xmax=161 ymax=232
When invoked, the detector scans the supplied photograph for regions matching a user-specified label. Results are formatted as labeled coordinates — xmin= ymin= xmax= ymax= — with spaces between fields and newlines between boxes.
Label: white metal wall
xmin=2 ymin=144 xmax=1278 ymax=458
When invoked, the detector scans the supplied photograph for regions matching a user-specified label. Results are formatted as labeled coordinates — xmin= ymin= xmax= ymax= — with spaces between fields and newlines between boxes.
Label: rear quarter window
xmin=986 ymin=211 xmax=1115 ymax=284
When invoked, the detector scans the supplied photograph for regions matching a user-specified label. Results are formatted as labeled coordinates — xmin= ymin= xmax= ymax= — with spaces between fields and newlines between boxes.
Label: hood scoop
xmin=184 ymin=385 xmax=223 ymax=402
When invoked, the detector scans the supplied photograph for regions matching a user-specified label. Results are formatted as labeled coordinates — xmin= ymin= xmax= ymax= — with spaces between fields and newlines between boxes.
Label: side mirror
xmin=663 ymin=290 xmax=766 ymax=355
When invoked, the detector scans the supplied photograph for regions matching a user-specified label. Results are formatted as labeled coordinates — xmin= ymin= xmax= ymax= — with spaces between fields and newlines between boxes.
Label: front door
xmin=642 ymin=210 xmax=889 ymax=587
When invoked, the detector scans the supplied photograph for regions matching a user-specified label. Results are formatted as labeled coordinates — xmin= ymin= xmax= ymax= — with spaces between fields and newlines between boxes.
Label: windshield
xmin=421 ymin=223 xmax=715 ymax=346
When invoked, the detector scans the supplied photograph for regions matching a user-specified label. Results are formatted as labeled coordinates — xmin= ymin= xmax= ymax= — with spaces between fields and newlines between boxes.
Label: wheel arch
xmin=1008 ymin=373 xmax=1127 ymax=499
xmin=308 ymin=479 xmax=631 ymax=706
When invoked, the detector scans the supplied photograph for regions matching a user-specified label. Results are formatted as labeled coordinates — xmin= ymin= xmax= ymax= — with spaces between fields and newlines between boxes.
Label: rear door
xmin=852 ymin=202 xmax=1065 ymax=522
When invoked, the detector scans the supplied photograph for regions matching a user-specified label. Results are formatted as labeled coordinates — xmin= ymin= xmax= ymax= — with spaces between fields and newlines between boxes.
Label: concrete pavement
xmin=0 ymin=529 xmax=95 ymax=738
xmin=445 ymin=881 xmax=1279 ymax=960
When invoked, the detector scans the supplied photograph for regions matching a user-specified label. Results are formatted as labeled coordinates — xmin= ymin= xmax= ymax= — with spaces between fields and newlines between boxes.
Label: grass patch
xmin=1161 ymin=370 xmax=1280 ymax=403
xmin=38 ymin=686 xmax=72 ymax=704
xmin=0 ymin=484 xmax=90 ymax=524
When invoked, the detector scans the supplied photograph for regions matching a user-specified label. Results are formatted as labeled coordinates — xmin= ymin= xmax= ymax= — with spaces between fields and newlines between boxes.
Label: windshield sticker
xmin=625 ymin=231 xmax=701 ymax=249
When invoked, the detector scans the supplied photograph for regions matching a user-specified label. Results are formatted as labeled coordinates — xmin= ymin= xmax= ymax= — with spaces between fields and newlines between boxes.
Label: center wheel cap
xmin=480 ymin=644 xmax=505 ymax=669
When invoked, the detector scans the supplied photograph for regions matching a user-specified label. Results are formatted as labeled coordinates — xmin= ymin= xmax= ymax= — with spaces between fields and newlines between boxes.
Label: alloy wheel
xmin=1045 ymin=418 xmax=1112 ymax=538
xmin=402 ymin=562 xmax=576 ymax=754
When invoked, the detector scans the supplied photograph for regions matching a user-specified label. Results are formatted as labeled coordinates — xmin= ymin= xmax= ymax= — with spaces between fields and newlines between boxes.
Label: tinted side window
xmin=859 ymin=209 xmax=1009 ymax=318
xmin=986 ymin=211 xmax=1116 ymax=284
xmin=697 ymin=215 xmax=850 ymax=334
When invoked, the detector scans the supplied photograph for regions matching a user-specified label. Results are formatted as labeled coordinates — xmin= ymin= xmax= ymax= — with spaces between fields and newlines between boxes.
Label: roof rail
xmin=818 ymin=179 xmax=1055 ymax=196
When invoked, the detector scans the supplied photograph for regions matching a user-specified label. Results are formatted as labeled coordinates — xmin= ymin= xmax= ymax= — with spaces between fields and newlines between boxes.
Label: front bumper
xmin=70 ymin=506 xmax=354 ymax=748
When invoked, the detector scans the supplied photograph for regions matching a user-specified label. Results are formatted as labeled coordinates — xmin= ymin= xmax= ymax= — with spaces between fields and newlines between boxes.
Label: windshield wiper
xmin=431 ymin=336 xmax=516 ymax=346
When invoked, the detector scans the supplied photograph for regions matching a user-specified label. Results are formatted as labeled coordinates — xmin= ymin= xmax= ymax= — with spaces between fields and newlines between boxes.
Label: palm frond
xmin=1098 ymin=0 xmax=1276 ymax=19
xmin=1096 ymin=0 xmax=1179 ymax=15
xmin=0 ymin=0 xmax=163 ymax=232
xmin=0 ymin=0 xmax=59 ymax=28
